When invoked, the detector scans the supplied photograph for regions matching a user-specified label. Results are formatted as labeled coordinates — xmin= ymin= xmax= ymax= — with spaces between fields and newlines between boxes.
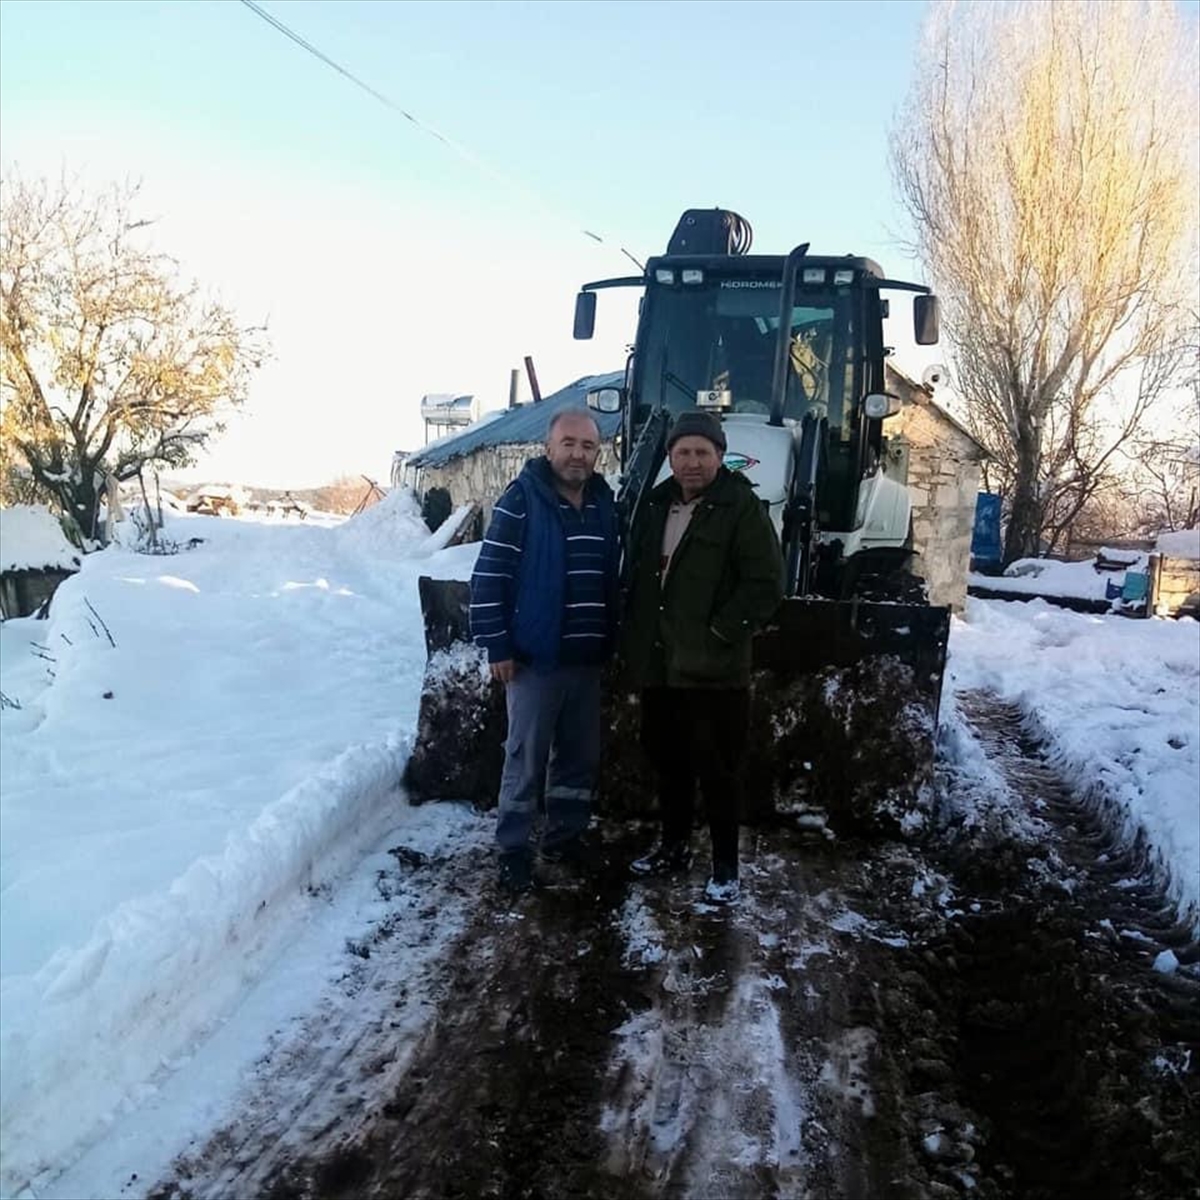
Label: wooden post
xmin=509 ymin=368 xmax=520 ymax=408
xmin=1147 ymin=551 xmax=1163 ymax=617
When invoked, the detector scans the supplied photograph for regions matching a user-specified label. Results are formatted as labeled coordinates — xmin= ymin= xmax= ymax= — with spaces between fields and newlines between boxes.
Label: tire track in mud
xmin=248 ymin=824 xmax=655 ymax=1200
xmin=922 ymin=690 xmax=1200 ymax=1200
xmin=599 ymin=833 xmax=925 ymax=1200
xmin=151 ymin=821 xmax=911 ymax=1200
xmin=147 ymin=837 xmax=494 ymax=1200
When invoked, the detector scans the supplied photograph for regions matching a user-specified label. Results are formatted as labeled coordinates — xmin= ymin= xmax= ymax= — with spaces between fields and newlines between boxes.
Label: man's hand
xmin=490 ymin=659 xmax=517 ymax=683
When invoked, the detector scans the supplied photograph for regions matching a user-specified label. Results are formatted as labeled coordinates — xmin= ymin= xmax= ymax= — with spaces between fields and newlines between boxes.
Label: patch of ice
xmin=617 ymin=892 xmax=666 ymax=969
xmin=1153 ymin=949 xmax=1179 ymax=974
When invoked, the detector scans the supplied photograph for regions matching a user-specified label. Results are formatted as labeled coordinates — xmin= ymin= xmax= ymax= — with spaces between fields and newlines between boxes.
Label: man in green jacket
xmin=622 ymin=410 xmax=784 ymax=902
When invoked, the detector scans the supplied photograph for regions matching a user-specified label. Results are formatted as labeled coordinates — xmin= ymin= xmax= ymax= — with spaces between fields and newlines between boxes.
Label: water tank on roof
xmin=420 ymin=393 xmax=476 ymax=426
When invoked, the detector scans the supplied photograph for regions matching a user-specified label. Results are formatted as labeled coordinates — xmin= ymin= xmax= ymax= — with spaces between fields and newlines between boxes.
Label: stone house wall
xmin=1150 ymin=554 xmax=1200 ymax=618
xmin=888 ymin=398 xmax=986 ymax=612
xmin=412 ymin=443 xmax=620 ymax=526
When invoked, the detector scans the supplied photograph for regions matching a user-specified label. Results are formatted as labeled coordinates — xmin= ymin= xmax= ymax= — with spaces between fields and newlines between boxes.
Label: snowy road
xmin=114 ymin=693 xmax=1198 ymax=1200
xmin=140 ymin=822 xmax=925 ymax=1200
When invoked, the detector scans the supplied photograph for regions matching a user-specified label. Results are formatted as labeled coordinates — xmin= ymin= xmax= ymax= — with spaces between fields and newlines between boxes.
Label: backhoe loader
xmin=404 ymin=209 xmax=950 ymax=835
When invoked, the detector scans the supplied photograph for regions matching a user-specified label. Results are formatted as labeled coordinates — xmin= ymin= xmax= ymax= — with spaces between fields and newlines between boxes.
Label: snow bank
xmin=947 ymin=598 xmax=1200 ymax=930
xmin=0 ymin=734 xmax=409 ymax=1195
xmin=1156 ymin=528 xmax=1200 ymax=559
xmin=330 ymin=485 xmax=432 ymax=559
xmin=0 ymin=504 xmax=82 ymax=573
xmin=0 ymin=508 xmax=439 ymax=1197
xmin=411 ymin=503 xmax=477 ymax=558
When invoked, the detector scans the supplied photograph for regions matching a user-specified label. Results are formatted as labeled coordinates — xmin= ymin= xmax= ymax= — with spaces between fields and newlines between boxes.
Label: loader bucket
xmin=741 ymin=597 xmax=951 ymax=835
xmin=402 ymin=577 xmax=505 ymax=806
xmin=404 ymin=578 xmax=950 ymax=837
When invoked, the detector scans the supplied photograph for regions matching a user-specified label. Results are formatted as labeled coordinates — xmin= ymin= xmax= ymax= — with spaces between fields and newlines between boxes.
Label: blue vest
xmin=510 ymin=459 xmax=617 ymax=670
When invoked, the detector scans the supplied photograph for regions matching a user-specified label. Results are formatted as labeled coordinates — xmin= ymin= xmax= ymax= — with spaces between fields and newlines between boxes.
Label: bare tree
xmin=1124 ymin=322 xmax=1200 ymax=533
xmin=313 ymin=475 xmax=385 ymax=516
xmin=892 ymin=0 xmax=1200 ymax=564
xmin=0 ymin=175 xmax=267 ymax=540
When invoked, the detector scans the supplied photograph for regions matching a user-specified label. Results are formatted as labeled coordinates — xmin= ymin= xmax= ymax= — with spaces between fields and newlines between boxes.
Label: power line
xmin=237 ymin=0 xmax=645 ymax=271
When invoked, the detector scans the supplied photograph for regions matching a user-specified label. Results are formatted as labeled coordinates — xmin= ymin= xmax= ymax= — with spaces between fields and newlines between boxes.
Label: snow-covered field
xmin=1 ymin=497 xmax=1197 ymax=1198
xmin=945 ymin=597 xmax=1199 ymax=927
xmin=0 ymin=493 xmax=477 ymax=1198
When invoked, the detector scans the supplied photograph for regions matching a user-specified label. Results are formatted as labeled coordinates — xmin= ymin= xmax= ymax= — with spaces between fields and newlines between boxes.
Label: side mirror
xmin=586 ymin=386 xmax=624 ymax=414
xmin=914 ymin=293 xmax=940 ymax=345
xmin=573 ymin=291 xmax=597 ymax=340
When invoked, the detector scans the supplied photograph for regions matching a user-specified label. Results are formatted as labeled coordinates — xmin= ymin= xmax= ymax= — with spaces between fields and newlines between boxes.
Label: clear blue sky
xmin=3 ymin=0 xmax=1190 ymax=485
xmin=1 ymin=0 xmax=931 ymax=256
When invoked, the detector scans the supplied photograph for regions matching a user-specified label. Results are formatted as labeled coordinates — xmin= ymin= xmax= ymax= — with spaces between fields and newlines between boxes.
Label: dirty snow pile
xmin=0 ymin=504 xmax=83 ymax=573
xmin=0 ymin=495 xmax=478 ymax=1199
xmin=945 ymin=597 xmax=1200 ymax=930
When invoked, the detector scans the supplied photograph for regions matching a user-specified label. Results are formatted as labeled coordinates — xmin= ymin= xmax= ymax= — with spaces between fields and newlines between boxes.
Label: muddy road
xmin=151 ymin=693 xmax=1198 ymax=1200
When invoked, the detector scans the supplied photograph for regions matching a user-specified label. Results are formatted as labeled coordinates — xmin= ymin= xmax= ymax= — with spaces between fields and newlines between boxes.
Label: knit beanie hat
xmin=667 ymin=410 xmax=727 ymax=454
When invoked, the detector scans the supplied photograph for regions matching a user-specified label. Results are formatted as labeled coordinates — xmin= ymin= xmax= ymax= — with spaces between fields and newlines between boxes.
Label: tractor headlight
xmin=863 ymin=392 xmax=901 ymax=419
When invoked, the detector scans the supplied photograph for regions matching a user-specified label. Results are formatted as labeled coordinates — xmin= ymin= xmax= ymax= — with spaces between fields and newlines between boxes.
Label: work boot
xmin=498 ymin=851 xmax=538 ymax=895
xmin=704 ymin=860 xmax=740 ymax=904
xmin=630 ymin=841 xmax=692 ymax=877
xmin=540 ymin=833 xmax=597 ymax=871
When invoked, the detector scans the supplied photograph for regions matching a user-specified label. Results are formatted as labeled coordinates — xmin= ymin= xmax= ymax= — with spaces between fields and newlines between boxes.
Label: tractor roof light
xmin=802 ymin=268 xmax=825 ymax=284
xmin=833 ymin=269 xmax=854 ymax=284
xmin=654 ymin=268 xmax=676 ymax=285
xmin=681 ymin=268 xmax=704 ymax=284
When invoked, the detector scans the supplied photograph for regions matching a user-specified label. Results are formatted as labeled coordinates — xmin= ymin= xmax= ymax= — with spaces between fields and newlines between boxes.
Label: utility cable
xmin=238 ymin=0 xmax=645 ymax=271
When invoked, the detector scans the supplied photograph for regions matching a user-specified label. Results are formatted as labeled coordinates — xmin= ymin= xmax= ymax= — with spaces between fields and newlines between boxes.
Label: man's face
xmin=545 ymin=413 xmax=601 ymax=489
xmin=669 ymin=435 xmax=721 ymax=497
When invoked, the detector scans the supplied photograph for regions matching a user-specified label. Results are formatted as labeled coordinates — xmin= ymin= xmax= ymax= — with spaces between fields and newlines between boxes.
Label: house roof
xmin=406 ymin=371 xmax=624 ymax=468
xmin=0 ymin=504 xmax=83 ymax=574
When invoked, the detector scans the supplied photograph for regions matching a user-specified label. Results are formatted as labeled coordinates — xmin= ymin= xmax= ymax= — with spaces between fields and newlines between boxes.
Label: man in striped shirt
xmin=469 ymin=409 xmax=620 ymax=894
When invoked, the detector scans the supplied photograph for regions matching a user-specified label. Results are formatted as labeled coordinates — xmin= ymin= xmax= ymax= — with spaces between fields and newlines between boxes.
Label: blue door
xmin=972 ymin=493 xmax=1003 ymax=568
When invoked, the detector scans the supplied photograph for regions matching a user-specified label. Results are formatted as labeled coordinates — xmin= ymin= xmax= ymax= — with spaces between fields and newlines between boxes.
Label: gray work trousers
xmin=495 ymin=664 xmax=602 ymax=857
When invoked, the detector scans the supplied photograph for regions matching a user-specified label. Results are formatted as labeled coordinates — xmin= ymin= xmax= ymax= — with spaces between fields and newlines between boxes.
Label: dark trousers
xmin=640 ymin=686 xmax=750 ymax=873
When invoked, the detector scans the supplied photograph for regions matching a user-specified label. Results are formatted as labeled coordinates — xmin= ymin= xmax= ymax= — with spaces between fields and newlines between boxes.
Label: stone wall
xmin=1150 ymin=554 xmax=1200 ymax=618
xmin=412 ymin=443 xmax=620 ymax=525
xmin=889 ymin=399 xmax=985 ymax=612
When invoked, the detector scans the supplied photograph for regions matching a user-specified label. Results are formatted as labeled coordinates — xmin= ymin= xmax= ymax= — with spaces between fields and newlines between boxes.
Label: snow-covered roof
xmin=0 ymin=504 xmax=83 ymax=573
xmin=185 ymin=485 xmax=249 ymax=504
xmin=1156 ymin=528 xmax=1200 ymax=560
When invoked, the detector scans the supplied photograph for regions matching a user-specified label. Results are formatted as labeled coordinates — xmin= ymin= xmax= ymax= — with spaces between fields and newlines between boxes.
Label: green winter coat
xmin=621 ymin=467 xmax=785 ymax=689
